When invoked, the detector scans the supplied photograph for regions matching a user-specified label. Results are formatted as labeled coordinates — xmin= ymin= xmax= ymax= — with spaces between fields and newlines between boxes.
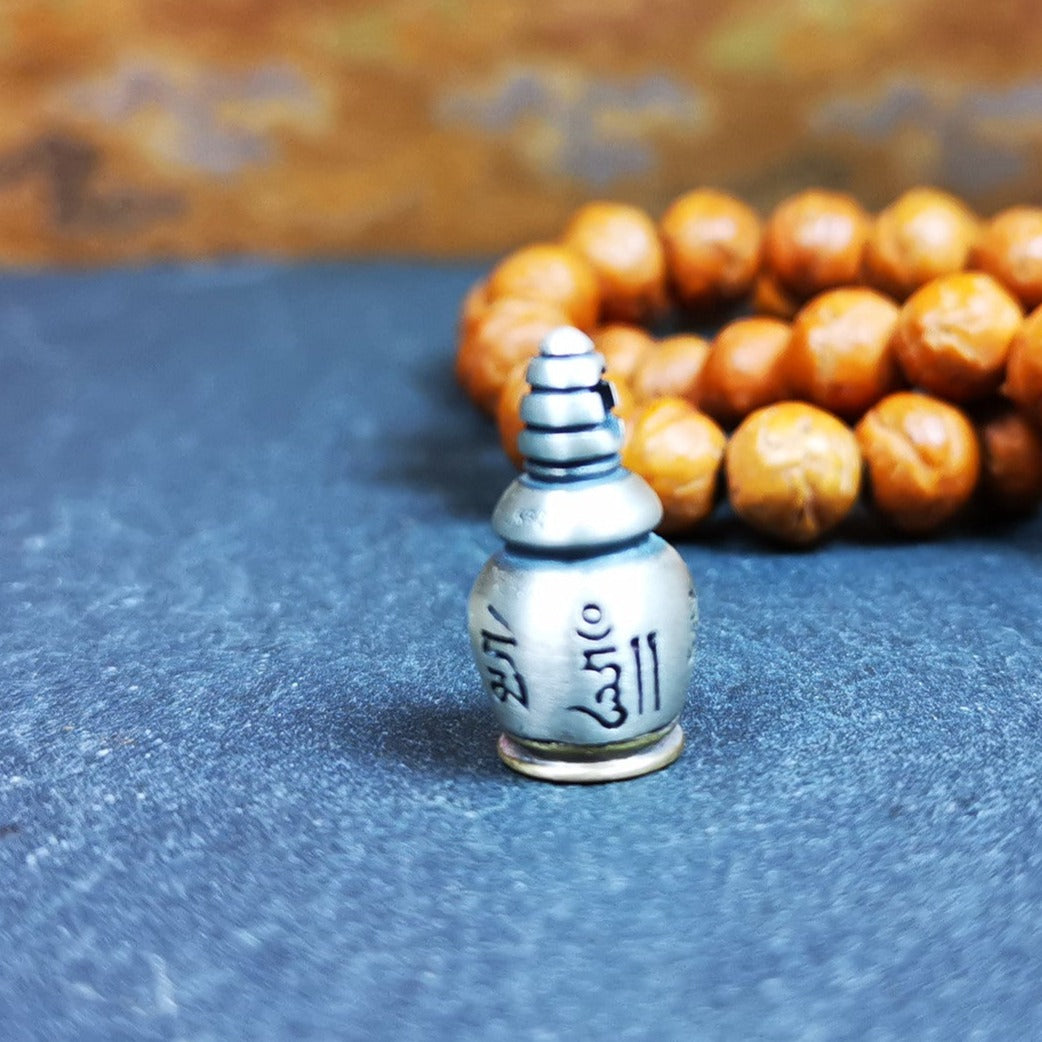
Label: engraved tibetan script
xmin=630 ymin=631 xmax=661 ymax=714
xmin=479 ymin=605 xmax=528 ymax=708
xmin=569 ymin=602 xmax=660 ymax=728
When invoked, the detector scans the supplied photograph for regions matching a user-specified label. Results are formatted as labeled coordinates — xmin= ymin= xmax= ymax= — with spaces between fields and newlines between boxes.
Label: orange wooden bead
xmin=863 ymin=187 xmax=979 ymax=300
xmin=459 ymin=279 xmax=491 ymax=340
xmin=562 ymin=202 xmax=667 ymax=323
xmin=608 ymin=370 xmax=638 ymax=425
xmin=856 ymin=392 xmax=981 ymax=533
xmin=455 ymin=297 xmax=570 ymax=414
xmin=977 ymin=406 xmax=1042 ymax=514
xmin=622 ymin=397 xmax=726 ymax=533
xmin=699 ymin=317 xmax=791 ymax=427
xmin=487 ymin=240 xmax=604 ymax=329
xmin=659 ymin=188 xmax=762 ymax=310
xmin=486 ymin=243 xmax=600 ymax=330
xmin=592 ymin=323 xmax=654 ymax=382
xmin=973 ymin=206 xmax=1042 ymax=310
xmin=629 ymin=334 xmax=709 ymax=405
xmin=726 ymin=402 xmax=862 ymax=545
xmin=786 ymin=287 xmax=902 ymax=419
xmin=763 ymin=189 xmax=870 ymax=299
xmin=893 ymin=272 xmax=1022 ymax=403
xmin=1004 ymin=304 xmax=1042 ymax=425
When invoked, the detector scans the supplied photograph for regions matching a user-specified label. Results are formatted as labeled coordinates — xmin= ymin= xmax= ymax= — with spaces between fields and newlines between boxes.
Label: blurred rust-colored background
xmin=3 ymin=0 xmax=1042 ymax=264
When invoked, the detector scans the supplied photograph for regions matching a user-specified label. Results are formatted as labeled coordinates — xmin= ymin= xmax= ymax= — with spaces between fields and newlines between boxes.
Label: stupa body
xmin=467 ymin=327 xmax=697 ymax=782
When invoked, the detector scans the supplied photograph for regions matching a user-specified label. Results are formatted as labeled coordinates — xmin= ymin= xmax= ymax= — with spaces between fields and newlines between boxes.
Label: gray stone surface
xmin=1 ymin=262 xmax=1041 ymax=1041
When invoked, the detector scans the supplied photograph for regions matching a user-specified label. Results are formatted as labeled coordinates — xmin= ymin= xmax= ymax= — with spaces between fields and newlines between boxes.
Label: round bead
xmin=698 ymin=317 xmax=791 ymax=427
xmin=863 ymin=188 xmax=979 ymax=300
xmin=562 ymin=202 xmax=667 ymax=323
xmin=785 ymin=287 xmax=902 ymax=419
xmin=459 ymin=279 xmax=491 ymax=339
xmin=973 ymin=206 xmax=1042 ymax=309
xmin=763 ymin=189 xmax=870 ymax=299
xmin=455 ymin=297 xmax=570 ymax=414
xmin=486 ymin=243 xmax=600 ymax=330
xmin=496 ymin=361 xmax=533 ymax=469
xmin=1004 ymin=304 xmax=1042 ymax=424
xmin=659 ymin=188 xmax=762 ymax=310
xmin=592 ymin=324 xmax=654 ymax=382
xmin=855 ymin=392 xmax=980 ymax=533
xmin=622 ymin=397 xmax=726 ymax=533
xmin=893 ymin=272 xmax=1022 ymax=403
xmin=629 ymin=334 xmax=709 ymax=404
xmin=726 ymin=402 xmax=862 ymax=545
xmin=978 ymin=406 xmax=1042 ymax=514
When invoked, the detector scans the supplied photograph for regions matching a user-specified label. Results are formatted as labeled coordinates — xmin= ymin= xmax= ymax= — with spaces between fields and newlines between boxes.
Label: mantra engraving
xmin=569 ymin=603 xmax=660 ymax=729
xmin=479 ymin=605 xmax=529 ymax=707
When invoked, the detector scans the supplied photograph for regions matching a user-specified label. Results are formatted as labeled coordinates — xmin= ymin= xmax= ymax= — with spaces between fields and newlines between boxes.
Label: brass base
xmin=497 ymin=721 xmax=684 ymax=783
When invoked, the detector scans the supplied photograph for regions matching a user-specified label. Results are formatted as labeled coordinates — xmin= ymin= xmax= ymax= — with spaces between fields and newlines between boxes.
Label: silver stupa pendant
xmin=467 ymin=327 xmax=697 ymax=783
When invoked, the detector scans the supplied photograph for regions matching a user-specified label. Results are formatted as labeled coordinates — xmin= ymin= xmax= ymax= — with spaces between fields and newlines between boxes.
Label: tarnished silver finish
xmin=520 ymin=388 xmax=608 ymax=428
xmin=526 ymin=352 xmax=606 ymax=391
xmin=467 ymin=326 xmax=698 ymax=783
xmin=517 ymin=421 xmax=621 ymax=465
xmin=490 ymin=471 xmax=662 ymax=551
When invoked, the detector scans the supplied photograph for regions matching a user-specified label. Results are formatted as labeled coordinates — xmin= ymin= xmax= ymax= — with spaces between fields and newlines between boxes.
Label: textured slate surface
xmin=1 ymin=262 xmax=1041 ymax=1042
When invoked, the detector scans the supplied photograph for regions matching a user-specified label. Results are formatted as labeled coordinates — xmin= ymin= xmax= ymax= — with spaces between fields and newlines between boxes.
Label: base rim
xmin=497 ymin=723 xmax=684 ymax=784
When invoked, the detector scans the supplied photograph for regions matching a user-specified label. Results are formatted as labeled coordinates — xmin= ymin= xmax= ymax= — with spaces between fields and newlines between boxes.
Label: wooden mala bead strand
xmin=977 ymin=405 xmax=1042 ymax=516
xmin=762 ymin=189 xmax=870 ymax=302
xmin=784 ymin=288 xmax=903 ymax=420
xmin=726 ymin=402 xmax=862 ymax=546
xmin=561 ymin=202 xmax=668 ymax=324
xmin=862 ymin=188 xmax=979 ymax=301
xmin=456 ymin=184 xmax=1042 ymax=543
xmin=592 ymin=324 xmax=655 ymax=383
xmin=856 ymin=392 xmax=981 ymax=534
xmin=455 ymin=297 xmax=571 ymax=414
xmin=973 ymin=207 xmax=1042 ymax=311
xmin=622 ymin=397 xmax=727 ymax=533
xmin=459 ymin=279 xmax=491 ymax=340
xmin=594 ymin=326 xmax=710 ymax=408
xmin=659 ymin=188 xmax=762 ymax=312
xmin=1004 ymin=303 xmax=1042 ymax=425
xmin=629 ymin=334 xmax=709 ymax=405
xmin=892 ymin=272 xmax=1023 ymax=403
xmin=485 ymin=242 xmax=600 ymax=331
xmin=698 ymin=317 xmax=791 ymax=428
